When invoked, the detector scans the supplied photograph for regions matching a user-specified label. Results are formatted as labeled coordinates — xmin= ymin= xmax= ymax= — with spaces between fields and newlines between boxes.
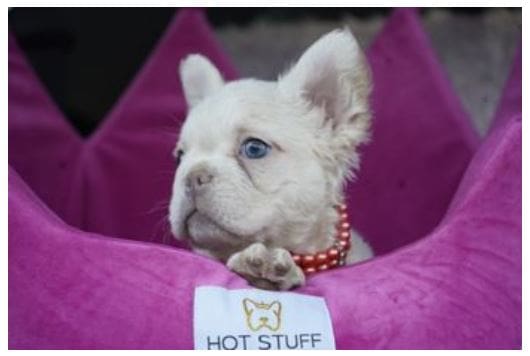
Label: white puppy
xmin=169 ymin=29 xmax=373 ymax=290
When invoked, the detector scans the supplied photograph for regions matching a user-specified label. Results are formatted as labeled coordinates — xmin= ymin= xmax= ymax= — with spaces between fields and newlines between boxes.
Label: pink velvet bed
xmin=8 ymin=8 xmax=521 ymax=349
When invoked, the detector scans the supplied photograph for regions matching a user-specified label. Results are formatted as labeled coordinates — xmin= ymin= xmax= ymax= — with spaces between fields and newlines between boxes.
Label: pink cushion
xmin=8 ymin=8 xmax=521 ymax=349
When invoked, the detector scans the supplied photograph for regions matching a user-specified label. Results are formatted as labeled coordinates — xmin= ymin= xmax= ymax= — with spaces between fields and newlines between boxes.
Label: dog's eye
xmin=174 ymin=149 xmax=184 ymax=165
xmin=240 ymin=138 xmax=270 ymax=159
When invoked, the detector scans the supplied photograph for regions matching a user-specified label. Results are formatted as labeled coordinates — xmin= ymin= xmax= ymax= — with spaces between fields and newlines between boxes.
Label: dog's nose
xmin=186 ymin=167 xmax=214 ymax=192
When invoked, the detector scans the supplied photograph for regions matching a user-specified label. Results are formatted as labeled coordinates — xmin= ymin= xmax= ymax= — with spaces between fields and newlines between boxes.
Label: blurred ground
xmin=215 ymin=8 xmax=521 ymax=135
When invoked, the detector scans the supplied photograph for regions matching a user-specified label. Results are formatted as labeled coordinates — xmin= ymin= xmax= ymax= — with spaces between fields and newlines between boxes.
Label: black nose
xmin=186 ymin=167 xmax=214 ymax=192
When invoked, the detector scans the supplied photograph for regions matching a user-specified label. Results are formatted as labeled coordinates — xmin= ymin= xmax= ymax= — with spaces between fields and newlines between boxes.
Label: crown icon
xmin=242 ymin=298 xmax=282 ymax=332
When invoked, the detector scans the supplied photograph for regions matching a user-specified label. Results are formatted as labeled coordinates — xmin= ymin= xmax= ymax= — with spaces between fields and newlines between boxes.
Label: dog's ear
xmin=279 ymin=29 xmax=372 ymax=180
xmin=279 ymin=29 xmax=371 ymax=127
xmin=179 ymin=54 xmax=224 ymax=108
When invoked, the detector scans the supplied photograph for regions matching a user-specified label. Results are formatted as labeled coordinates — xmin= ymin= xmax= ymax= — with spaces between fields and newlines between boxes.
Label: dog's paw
xmin=227 ymin=243 xmax=305 ymax=291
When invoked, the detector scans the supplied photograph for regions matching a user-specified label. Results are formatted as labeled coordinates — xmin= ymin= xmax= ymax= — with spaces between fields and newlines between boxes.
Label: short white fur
xmin=169 ymin=29 xmax=374 ymax=290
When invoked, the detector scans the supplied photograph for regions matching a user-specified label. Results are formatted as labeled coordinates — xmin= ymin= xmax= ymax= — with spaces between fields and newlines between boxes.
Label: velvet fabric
xmin=8 ymin=8 xmax=521 ymax=349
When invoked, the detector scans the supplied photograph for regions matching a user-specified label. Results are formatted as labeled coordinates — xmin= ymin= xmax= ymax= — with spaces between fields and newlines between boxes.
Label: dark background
xmin=8 ymin=8 xmax=521 ymax=136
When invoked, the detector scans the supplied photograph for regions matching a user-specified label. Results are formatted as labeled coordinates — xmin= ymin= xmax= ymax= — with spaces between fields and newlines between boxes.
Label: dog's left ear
xmin=179 ymin=54 xmax=224 ymax=108
xmin=279 ymin=28 xmax=372 ymax=151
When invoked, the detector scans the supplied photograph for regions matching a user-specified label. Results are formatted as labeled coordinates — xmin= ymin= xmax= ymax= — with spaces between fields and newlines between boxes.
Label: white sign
xmin=193 ymin=286 xmax=336 ymax=350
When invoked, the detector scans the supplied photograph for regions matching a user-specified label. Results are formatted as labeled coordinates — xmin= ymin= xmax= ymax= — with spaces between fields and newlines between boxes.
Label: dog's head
xmin=169 ymin=29 xmax=372 ymax=257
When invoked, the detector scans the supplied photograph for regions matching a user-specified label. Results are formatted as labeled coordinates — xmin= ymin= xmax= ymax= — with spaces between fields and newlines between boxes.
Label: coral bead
xmin=318 ymin=264 xmax=329 ymax=271
xmin=338 ymin=204 xmax=347 ymax=212
xmin=327 ymin=247 xmax=339 ymax=259
xmin=340 ymin=222 xmax=351 ymax=231
xmin=329 ymin=259 xmax=338 ymax=267
xmin=292 ymin=254 xmax=302 ymax=264
xmin=338 ymin=231 xmax=350 ymax=240
xmin=304 ymin=267 xmax=316 ymax=274
xmin=302 ymin=255 xmax=316 ymax=268
xmin=338 ymin=239 xmax=351 ymax=251
xmin=339 ymin=213 xmax=348 ymax=221
xmin=316 ymin=253 xmax=328 ymax=265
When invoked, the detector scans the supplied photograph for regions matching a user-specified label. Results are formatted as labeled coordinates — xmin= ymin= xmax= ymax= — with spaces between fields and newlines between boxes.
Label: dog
xmin=168 ymin=28 xmax=374 ymax=290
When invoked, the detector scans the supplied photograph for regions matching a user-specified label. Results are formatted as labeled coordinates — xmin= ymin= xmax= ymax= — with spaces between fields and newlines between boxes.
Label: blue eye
xmin=241 ymin=138 xmax=270 ymax=159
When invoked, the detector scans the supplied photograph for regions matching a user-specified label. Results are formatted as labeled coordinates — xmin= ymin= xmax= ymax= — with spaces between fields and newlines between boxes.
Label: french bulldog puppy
xmin=169 ymin=29 xmax=373 ymax=290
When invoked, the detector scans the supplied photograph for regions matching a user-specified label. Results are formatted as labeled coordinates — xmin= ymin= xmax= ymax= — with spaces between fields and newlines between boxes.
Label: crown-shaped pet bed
xmin=8 ymin=8 xmax=521 ymax=349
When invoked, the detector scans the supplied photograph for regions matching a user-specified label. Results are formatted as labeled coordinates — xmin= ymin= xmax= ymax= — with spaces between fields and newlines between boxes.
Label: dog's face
xmin=169 ymin=30 xmax=372 ymax=258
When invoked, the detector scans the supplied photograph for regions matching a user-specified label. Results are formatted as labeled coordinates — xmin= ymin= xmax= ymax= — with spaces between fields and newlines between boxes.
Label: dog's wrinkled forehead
xmin=179 ymin=80 xmax=308 ymax=151
xmin=176 ymin=29 xmax=372 ymax=179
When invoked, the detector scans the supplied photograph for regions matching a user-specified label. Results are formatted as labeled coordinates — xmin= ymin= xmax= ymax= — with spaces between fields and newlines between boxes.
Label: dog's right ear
xmin=278 ymin=29 xmax=372 ymax=184
xmin=179 ymin=54 xmax=224 ymax=108
xmin=278 ymin=29 xmax=371 ymax=131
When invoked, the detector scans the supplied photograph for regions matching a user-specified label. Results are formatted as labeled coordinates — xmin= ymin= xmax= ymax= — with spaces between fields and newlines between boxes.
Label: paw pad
xmin=273 ymin=263 xmax=290 ymax=277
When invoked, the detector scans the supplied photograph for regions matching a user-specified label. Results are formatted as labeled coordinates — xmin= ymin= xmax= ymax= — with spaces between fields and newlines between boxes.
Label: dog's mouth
xmin=180 ymin=208 xmax=196 ymax=239
xmin=180 ymin=209 xmax=198 ymax=241
xmin=184 ymin=209 xmax=245 ymax=247
xmin=174 ymin=199 xmax=265 ymax=258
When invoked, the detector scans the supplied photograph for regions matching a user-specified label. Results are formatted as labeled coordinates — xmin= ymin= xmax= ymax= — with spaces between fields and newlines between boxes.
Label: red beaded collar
xmin=290 ymin=204 xmax=351 ymax=275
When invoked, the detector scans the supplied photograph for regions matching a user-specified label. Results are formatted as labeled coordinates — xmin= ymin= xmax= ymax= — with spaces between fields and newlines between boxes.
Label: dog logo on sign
xmin=242 ymin=298 xmax=282 ymax=332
